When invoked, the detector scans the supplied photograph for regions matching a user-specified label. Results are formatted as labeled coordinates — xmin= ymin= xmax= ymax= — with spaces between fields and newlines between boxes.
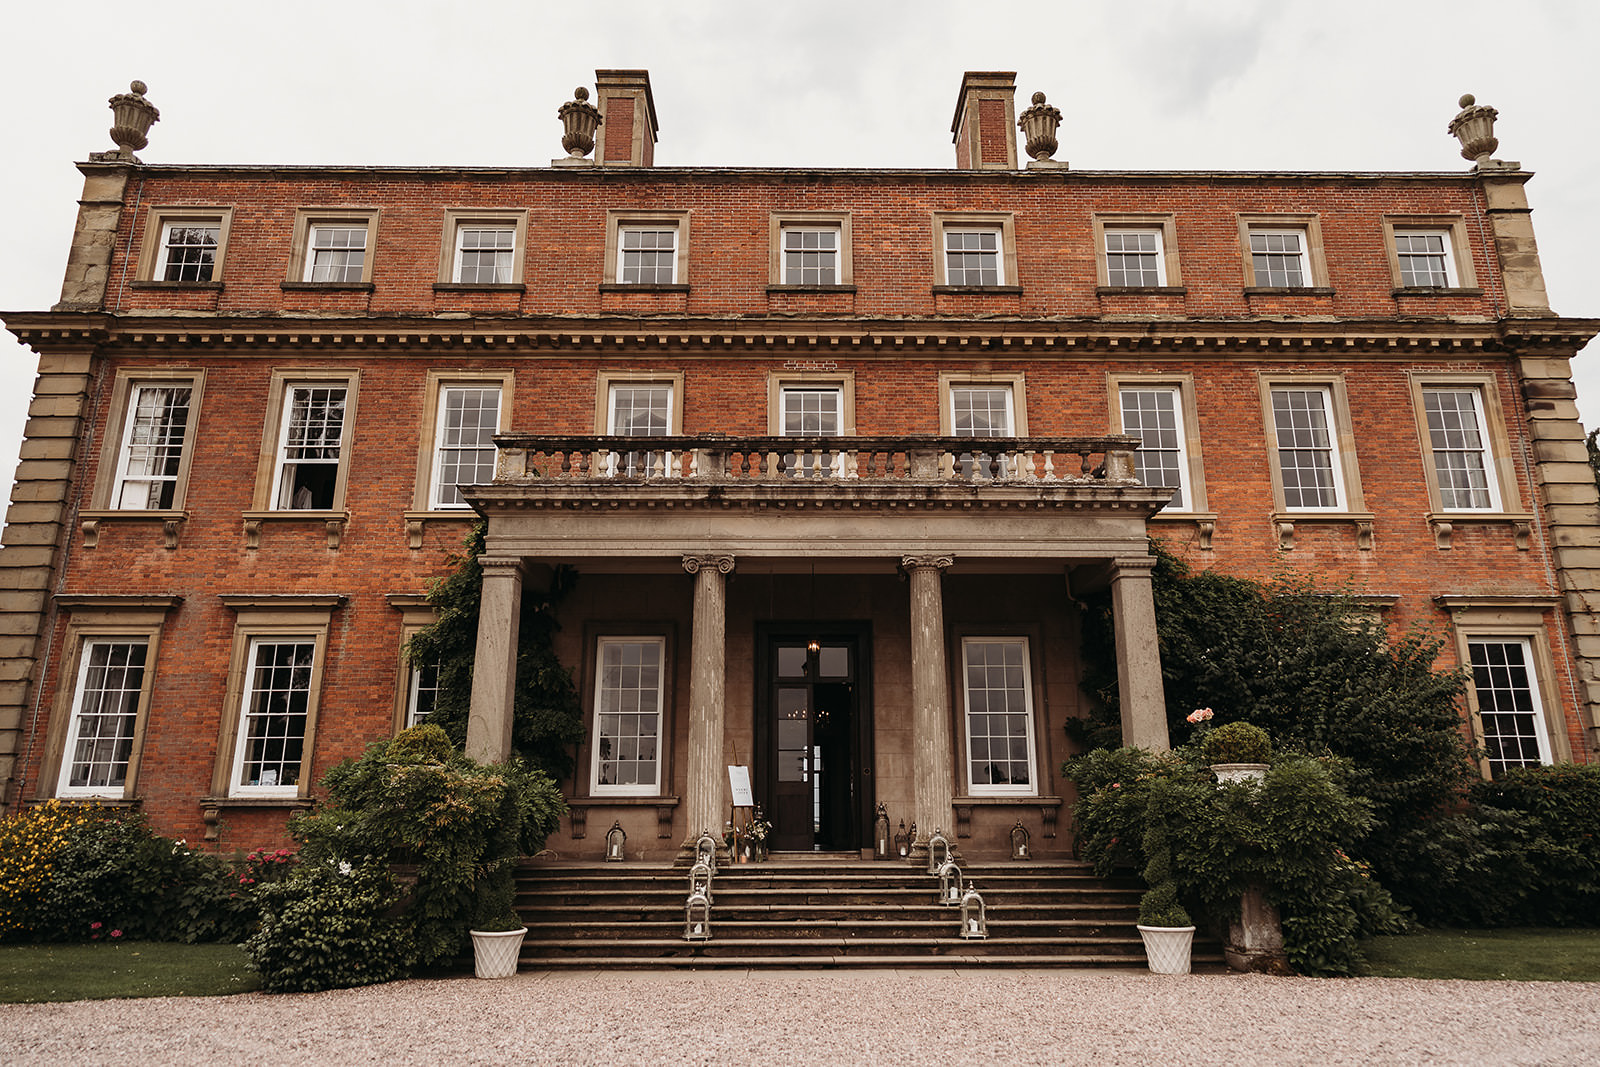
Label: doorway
xmin=755 ymin=624 xmax=872 ymax=852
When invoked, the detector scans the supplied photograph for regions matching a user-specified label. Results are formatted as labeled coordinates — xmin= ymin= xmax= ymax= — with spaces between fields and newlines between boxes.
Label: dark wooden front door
xmin=757 ymin=626 xmax=871 ymax=852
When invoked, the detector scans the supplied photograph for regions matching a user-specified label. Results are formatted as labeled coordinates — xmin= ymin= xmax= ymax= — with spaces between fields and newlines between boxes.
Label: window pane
xmin=115 ymin=385 xmax=192 ymax=509
xmin=593 ymin=639 xmax=664 ymax=791
xmin=944 ymin=228 xmax=1001 ymax=286
xmin=237 ymin=641 xmax=314 ymax=790
xmin=307 ymin=226 xmax=367 ymax=283
xmin=276 ymin=386 xmax=347 ymax=509
xmin=1104 ymin=230 xmax=1163 ymax=287
xmin=781 ymin=227 xmax=839 ymax=285
xmin=456 ymin=225 xmax=515 ymax=284
xmin=1470 ymin=640 xmax=1548 ymax=777
xmin=63 ymin=640 xmax=148 ymax=792
xmin=161 ymin=224 xmax=220 ymax=282
xmin=433 ymin=386 xmax=502 ymax=507
xmin=963 ymin=639 xmax=1033 ymax=790
xmin=1120 ymin=388 xmax=1185 ymax=509
xmin=1396 ymin=232 xmax=1451 ymax=287
xmin=1250 ymin=230 xmax=1306 ymax=287
xmin=1424 ymin=388 xmax=1494 ymax=510
xmin=619 ymin=227 xmax=677 ymax=284
xmin=1271 ymin=388 xmax=1340 ymax=509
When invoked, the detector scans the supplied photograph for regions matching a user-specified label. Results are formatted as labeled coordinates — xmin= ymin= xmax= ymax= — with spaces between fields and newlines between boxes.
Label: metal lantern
xmin=694 ymin=829 xmax=718 ymax=872
xmin=688 ymin=859 xmax=714 ymax=904
xmin=684 ymin=889 xmax=711 ymax=941
xmin=938 ymin=860 xmax=965 ymax=906
xmin=894 ymin=819 xmax=909 ymax=858
xmin=874 ymin=803 xmax=891 ymax=861
xmin=907 ymin=822 xmax=917 ymax=859
xmin=605 ymin=820 xmax=626 ymax=862
xmin=959 ymin=885 xmax=988 ymax=940
xmin=1010 ymin=819 xmax=1031 ymax=861
xmin=926 ymin=828 xmax=951 ymax=874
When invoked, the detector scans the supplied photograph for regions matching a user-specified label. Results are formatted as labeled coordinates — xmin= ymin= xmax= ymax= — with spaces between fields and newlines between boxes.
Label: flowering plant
xmin=745 ymin=813 xmax=771 ymax=844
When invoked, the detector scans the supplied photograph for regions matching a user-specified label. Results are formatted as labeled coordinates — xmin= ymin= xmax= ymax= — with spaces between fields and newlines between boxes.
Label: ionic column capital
xmin=682 ymin=554 xmax=735 ymax=575
xmin=900 ymin=553 xmax=954 ymax=573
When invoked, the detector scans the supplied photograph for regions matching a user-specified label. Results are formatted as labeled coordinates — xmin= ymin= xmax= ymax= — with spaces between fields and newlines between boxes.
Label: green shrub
xmin=243 ymin=860 xmax=408 ymax=993
xmin=1199 ymin=721 xmax=1273 ymax=765
xmin=0 ymin=801 xmax=254 ymax=945
xmin=1470 ymin=763 xmax=1600 ymax=926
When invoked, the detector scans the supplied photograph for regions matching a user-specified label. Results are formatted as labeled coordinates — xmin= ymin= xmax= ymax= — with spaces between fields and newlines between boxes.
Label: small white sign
xmin=728 ymin=765 xmax=753 ymax=808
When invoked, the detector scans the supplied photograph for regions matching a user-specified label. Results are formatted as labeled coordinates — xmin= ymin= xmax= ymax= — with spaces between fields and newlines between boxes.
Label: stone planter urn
xmin=469 ymin=927 xmax=528 ymax=979
xmin=1136 ymin=924 xmax=1196 ymax=974
xmin=1211 ymin=763 xmax=1270 ymax=784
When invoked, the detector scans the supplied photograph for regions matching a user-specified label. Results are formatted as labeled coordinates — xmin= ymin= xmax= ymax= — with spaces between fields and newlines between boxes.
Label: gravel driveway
xmin=4 ymin=967 xmax=1596 ymax=1066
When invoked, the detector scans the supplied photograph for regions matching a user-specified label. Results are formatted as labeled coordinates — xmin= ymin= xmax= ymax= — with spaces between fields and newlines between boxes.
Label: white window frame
xmin=452 ymin=224 xmax=516 ymax=284
xmin=1117 ymin=385 xmax=1191 ymax=511
xmin=605 ymin=379 xmax=677 ymax=478
xmin=780 ymin=227 xmax=841 ymax=286
xmin=1248 ymin=229 xmax=1311 ymax=288
xmin=155 ymin=221 xmax=222 ymax=283
xmin=405 ymin=662 xmax=440 ymax=728
xmin=1268 ymin=385 xmax=1348 ymax=511
xmin=429 ymin=384 xmax=503 ymax=509
xmin=1103 ymin=229 xmax=1167 ymax=287
xmin=303 ymin=224 xmax=369 ymax=283
xmin=949 ymin=383 xmax=1016 ymax=438
xmin=942 ymin=226 xmax=1004 ymax=287
xmin=270 ymin=382 xmax=350 ymax=511
xmin=960 ymin=636 xmax=1039 ymax=797
xmin=589 ymin=636 xmax=667 ymax=797
xmin=288 ymin=209 xmax=378 ymax=285
xmin=780 ymin=385 xmax=845 ymax=477
xmin=228 ymin=636 xmax=319 ymax=798
xmin=56 ymin=638 xmax=151 ymax=799
xmin=138 ymin=207 xmax=233 ymax=284
xmin=1467 ymin=637 xmax=1554 ymax=777
xmin=618 ymin=226 xmax=679 ymax=285
xmin=1393 ymin=229 xmax=1459 ymax=289
xmin=1421 ymin=386 xmax=1502 ymax=512
xmin=111 ymin=381 xmax=196 ymax=511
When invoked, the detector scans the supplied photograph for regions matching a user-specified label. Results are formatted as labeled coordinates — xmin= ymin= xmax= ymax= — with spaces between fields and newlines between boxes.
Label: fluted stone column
xmin=466 ymin=556 xmax=524 ymax=764
xmin=681 ymin=554 xmax=734 ymax=854
xmin=1111 ymin=556 xmax=1170 ymax=751
xmin=903 ymin=554 xmax=955 ymax=857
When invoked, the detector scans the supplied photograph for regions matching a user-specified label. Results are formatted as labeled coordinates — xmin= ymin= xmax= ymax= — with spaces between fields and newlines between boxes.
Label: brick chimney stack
xmin=951 ymin=72 xmax=1017 ymax=170
xmin=594 ymin=70 xmax=659 ymax=167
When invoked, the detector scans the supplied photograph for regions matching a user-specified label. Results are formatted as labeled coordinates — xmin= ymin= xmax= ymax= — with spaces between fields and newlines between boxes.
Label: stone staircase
xmin=514 ymin=856 xmax=1224 ymax=968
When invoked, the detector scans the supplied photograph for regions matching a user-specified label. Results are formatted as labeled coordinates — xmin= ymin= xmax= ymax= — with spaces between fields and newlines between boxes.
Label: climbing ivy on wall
xmin=404 ymin=524 xmax=585 ymax=781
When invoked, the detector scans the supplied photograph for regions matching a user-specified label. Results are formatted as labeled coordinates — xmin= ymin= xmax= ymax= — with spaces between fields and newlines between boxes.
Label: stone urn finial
xmin=108 ymin=80 xmax=159 ymax=160
xmin=1448 ymin=93 xmax=1499 ymax=166
xmin=1017 ymin=90 xmax=1066 ymax=169
xmin=556 ymin=86 xmax=602 ymax=165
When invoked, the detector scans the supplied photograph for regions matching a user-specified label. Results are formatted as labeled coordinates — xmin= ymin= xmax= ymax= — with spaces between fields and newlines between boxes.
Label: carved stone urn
xmin=1447 ymin=94 xmax=1499 ymax=166
xmin=108 ymin=80 xmax=160 ymax=159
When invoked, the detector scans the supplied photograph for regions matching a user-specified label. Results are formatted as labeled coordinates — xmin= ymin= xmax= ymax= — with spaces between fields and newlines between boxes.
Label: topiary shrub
xmin=243 ymin=860 xmax=408 ymax=993
xmin=1199 ymin=721 xmax=1273 ymax=765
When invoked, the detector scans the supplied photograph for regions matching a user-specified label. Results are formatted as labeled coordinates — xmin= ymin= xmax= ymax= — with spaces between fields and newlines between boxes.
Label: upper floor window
xmin=769 ymin=212 xmax=853 ymax=288
xmin=267 ymin=380 xmax=352 ymax=511
xmin=454 ymin=225 xmax=515 ymax=284
xmin=112 ymin=383 xmax=193 ymax=510
xmin=1383 ymin=218 xmax=1476 ymax=292
xmin=950 ymin=384 xmax=1014 ymax=437
xmin=1093 ymin=214 xmax=1181 ymax=290
xmin=780 ymin=385 xmax=844 ymax=477
xmin=1423 ymin=387 xmax=1499 ymax=511
xmin=1239 ymin=214 xmax=1328 ymax=291
xmin=1119 ymin=386 xmax=1189 ymax=509
xmin=605 ymin=212 xmax=690 ymax=289
xmin=1268 ymin=386 xmax=1345 ymax=510
xmin=288 ymin=208 xmax=378 ymax=286
xmin=431 ymin=385 xmax=502 ymax=508
xmin=136 ymin=208 xmax=232 ymax=285
xmin=602 ymin=376 xmax=680 ymax=478
xmin=932 ymin=212 xmax=1018 ymax=290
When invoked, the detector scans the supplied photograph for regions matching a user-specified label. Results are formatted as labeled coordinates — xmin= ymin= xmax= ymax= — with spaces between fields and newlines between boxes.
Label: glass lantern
xmin=959 ymin=886 xmax=988 ymax=940
xmin=926 ymin=828 xmax=951 ymax=874
xmin=688 ymin=859 xmax=714 ymax=903
xmin=694 ymin=829 xmax=718 ymax=872
xmin=684 ymin=890 xmax=711 ymax=941
xmin=605 ymin=820 xmax=626 ymax=862
xmin=894 ymin=820 xmax=909 ymax=858
xmin=938 ymin=860 xmax=964 ymax=906
xmin=874 ymin=803 xmax=891 ymax=861
xmin=1010 ymin=819 xmax=1031 ymax=861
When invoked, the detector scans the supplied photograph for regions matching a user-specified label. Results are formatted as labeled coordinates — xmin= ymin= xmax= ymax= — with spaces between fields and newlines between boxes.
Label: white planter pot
xmin=1211 ymin=762 xmax=1269 ymax=784
xmin=470 ymin=927 xmax=527 ymax=979
xmin=1137 ymin=924 xmax=1196 ymax=974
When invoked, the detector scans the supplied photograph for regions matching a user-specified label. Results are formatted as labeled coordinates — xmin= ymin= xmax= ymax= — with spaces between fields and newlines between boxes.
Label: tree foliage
xmin=404 ymin=523 xmax=585 ymax=779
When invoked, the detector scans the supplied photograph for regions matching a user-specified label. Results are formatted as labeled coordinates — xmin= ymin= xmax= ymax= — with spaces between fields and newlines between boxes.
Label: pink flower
xmin=90 ymin=921 xmax=102 ymax=930
xmin=1187 ymin=707 xmax=1214 ymax=724
xmin=110 ymin=930 xmax=122 ymax=939
xmin=276 ymin=848 xmax=290 ymax=858
xmin=1110 ymin=782 xmax=1120 ymax=789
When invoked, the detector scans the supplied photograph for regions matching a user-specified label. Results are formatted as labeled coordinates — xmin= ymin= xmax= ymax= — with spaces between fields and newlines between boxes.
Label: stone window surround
xmin=1257 ymin=372 xmax=1374 ymax=549
xmin=38 ymin=596 xmax=180 ymax=802
xmin=1106 ymin=372 xmax=1209 ymax=515
xmin=576 ymin=626 xmax=678 ymax=800
xmin=938 ymin=371 xmax=1028 ymax=436
xmin=768 ymin=211 xmax=855 ymax=288
xmin=952 ymin=630 xmax=1046 ymax=798
xmin=209 ymin=594 xmax=344 ymax=801
xmin=1237 ymin=213 xmax=1331 ymax=291
xmin=1407 ymin=372 xmax=1525 ymax=520
xmin=1092 ymin=213 xmax=1184 ymax=290
xmin=1435 ymin=596 xmax=1572 ymax=773
xmin=241 ymin=369 xmax=359 ymax=549
xmin=133 ymin=206 xmax=234 ymax=286
xmin=283 ymin=207 xmax=380 ymax=287
xmin=766 ymin=370 xmax=856 ymax=435
xmin=931 ymin=211 xmax=1020 ymax=291
xmin=435 ymin=207 xmax=528 ymax=287
xmin=1382 ymin=215 xmax=1480 ymax=293
xmin=80 ymin=369 xmax=206 ymax=549
xmin=593 ymin=370 xmax=686 ymax=434
xmin=387 ymin=594 xmax=438 ymax=735
xmin=602 ymin=210 xmax=691 ymax=289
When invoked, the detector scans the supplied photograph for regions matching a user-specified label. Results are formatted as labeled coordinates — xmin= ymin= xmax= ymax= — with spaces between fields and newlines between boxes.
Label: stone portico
xmin=463 ymin=434 xmax=1172 ymax=860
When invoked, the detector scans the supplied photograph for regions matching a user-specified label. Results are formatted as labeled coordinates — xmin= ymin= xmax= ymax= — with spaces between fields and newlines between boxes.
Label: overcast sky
xmin=2 ymin=0 xmax=1597 ymax=516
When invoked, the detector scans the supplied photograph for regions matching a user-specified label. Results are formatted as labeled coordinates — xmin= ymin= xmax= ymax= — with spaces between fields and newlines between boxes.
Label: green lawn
xmin=1361 ymin=927 xmax=1600 ymax=981
xmin=0 ymin=941 xmax=261 ymax=1003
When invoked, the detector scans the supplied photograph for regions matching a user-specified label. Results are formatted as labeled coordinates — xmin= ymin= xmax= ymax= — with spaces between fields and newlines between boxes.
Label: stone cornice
xmin=7 ymin=311 xmax=1597 ymax=356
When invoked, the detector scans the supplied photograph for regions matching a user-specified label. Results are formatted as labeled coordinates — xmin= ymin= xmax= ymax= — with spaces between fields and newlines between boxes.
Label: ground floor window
xmin=1469 ymin=638 xmax=1552 ymax=777
xmin=58 ymin=639 xmax=148 ymax=796
xmin=406 ymin=662 xmax=439 ymax=727
xmin=591 ymin=637 xmax=664 ymax=795
xmin=231 ymin=639 xmax=315 ymax=795
xmin=961 ymin=637 xmax=1037 ymax=795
